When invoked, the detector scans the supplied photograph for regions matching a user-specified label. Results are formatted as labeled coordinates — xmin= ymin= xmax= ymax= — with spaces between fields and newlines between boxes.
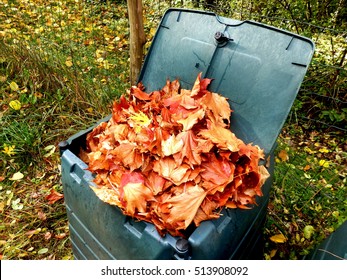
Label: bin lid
xmin=138 ymin=8 xmax=314 ymax=155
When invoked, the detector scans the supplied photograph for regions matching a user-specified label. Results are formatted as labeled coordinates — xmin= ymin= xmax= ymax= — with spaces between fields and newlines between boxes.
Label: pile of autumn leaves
xmin=83 ymin=73 xmax=269 ymax=237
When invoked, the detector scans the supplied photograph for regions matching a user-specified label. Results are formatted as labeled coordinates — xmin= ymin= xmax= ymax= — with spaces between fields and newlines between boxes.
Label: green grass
xmin=0 ymin=0 xmax=346 ymax=260
xmin=264 ymin=127 xmax=347 ymax=259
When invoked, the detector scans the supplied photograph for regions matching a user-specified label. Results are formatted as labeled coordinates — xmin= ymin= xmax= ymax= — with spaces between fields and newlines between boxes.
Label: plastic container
xmin=304 ymin=221 xmax=347 ymax=260
xmin=60 ymin=8 xmax=314 ymax=259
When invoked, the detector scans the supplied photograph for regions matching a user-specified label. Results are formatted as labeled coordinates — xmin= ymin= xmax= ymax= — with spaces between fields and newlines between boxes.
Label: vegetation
xmin=0 ymin=0 xmax=346 ymax=260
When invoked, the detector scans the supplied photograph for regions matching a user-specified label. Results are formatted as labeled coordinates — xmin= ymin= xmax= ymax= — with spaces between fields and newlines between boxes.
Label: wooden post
xmin=127 ymin=0 xmax=146 ymax=85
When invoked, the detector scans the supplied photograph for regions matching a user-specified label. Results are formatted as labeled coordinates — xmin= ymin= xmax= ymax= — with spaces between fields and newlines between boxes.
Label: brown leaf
xmin=45 ymin=189 xmax=64 ymax=204
xmin=120 ymin=172 xmax=154 ymax=216
xmin=199 ymin=120 xmax=241 ymax=152
xmin=54 ymin=233 xmax=67 ymax=240
xmin=161 ymin=184 xmax=207 ymax=230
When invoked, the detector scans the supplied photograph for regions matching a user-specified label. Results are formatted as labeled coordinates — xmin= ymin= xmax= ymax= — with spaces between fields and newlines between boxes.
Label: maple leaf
xmin=86 ymin=122 xmax=108 ymax=152
xmin=112 ymin=95 xmax=130 ymax=123
xmin=201 ymin=91 xmax=232 ymax=126
xmin=90 ymin=186 xmax=122 ymax=208
xmin=174 ymin=130 xmax=202 ymax=166
xmin=160 ymin=184 xmax=207 ymax=230
xmin=111 ymin=143 xmax=143 ymax=171
xmin=190 ymin=72 xmax=212 ymax=97
xmin=131 ymin=85 xmax=152 ymax=101
xmin=161 ymin=134 xmax=184 ymax=156
xmin=200 ymin=153 xmax=235 ymax=193
xmin=119 ymin=172 xmax=154 ymax=216
xmin=87 ymin=151 xmax=109 ymax=172
xmin=176 ymin=108 xmax=205 ymax=131
xmin=145 ymin=171 xmax=171 ymax=195
xmin=193 ymin=207 xmax=220 ymax=227
xmin=128 ymin=110 xmax=151 ymax=133
xmin=199 ymin=120 xmax=242 ymax=152
xmin=153 ymin=157 xmax=190 ymax=185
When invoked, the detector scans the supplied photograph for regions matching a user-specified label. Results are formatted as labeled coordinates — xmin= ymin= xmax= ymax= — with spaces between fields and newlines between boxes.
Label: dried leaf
xmin=120 ymin=172 xmax=154 ymax=216
xmin=9 ymin=81 xmax=19 ymax=91
xmin=278 ymin=149 xmax=289 ymax=161
xmin=37 ymin=248 xmax=49 ymax=255
xmin=45 ymin=189 xmax=64 ymax=204
xmin=303 ymin=225 xmax=315 ymax=240
xmin=270 ymin=233 xmax=287 ymax=243
xmin=9 ymin=100 xmax=22 ymax=110
xmin=9 ymin=171 xmax=24 ymax=181
xmin=161 ymin=134 xmax=184 ymax=156
xmin=161 ymin=184 xmax=206 ymax=230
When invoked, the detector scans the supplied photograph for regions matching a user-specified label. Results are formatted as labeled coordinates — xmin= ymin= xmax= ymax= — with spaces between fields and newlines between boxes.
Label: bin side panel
xmin=61 ymin=150 xmax=178 ymax=259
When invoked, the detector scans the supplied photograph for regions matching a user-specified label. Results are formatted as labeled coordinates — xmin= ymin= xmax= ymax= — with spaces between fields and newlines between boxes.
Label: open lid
xmin=138 ymin=8 xmax=315 ymax=155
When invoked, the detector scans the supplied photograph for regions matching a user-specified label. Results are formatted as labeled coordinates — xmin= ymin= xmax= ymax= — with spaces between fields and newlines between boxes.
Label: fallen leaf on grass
xmin=37 ymin=248 xmax=48 ymax=255
xmin=43 ymin=145 xmax=56 ymax=158
xmin=54 ymin=233 xmax=67 ymax=239
xmin=9 ymin=171 xmax=24 ymax=181
xmin=270 ymin=233 xmax=287 ymax=243
xmin=9 ymin=81 xmax=19 ymax=91
xmin=25 ymin=228 xmax=41 ymax=238
xmin=45 ymin=189 xmax=64 ymax=204
xmin=9 ymin=100 xmax=22 ymax=110
xmin=278 ymin=149 xmax=289 ymax=161
xmin=44 ymin=232 xmax=52 ymax=240
xmin=303 ymin=225 xmax=315 ymax=240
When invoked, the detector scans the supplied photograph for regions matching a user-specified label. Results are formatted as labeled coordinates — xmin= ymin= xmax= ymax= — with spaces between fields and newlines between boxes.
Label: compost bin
xmin=60 ymin=8 xmax=314 ymax=259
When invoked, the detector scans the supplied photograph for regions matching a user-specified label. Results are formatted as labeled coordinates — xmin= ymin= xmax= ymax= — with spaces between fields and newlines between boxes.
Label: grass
xmin=0 ymin=0 xmax=346 ymax=260
xmin=264 ymin=127 xmax=347 ymax=259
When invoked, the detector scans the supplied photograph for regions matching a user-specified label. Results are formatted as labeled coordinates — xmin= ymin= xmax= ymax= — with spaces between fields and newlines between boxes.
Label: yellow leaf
xmin=270 ymin=249 xmax=277 ymax=258
xmin=9 ymin=171 xmax=24 ymax=181
xmin=9 ymin=81 xmax=19 ymax=91
xmin=9 ymin=100 xmax=21 ymax=110
xmin=65 ymin=60 xmax=73 ymax=67
xmin=319 ymin=147 xmax=329 ymax=153
xmin=303 ymin=225 xmax=314 ymax=240
xmin=128 ymin=111 xmax=151 ymax=132
xmin=103 ymin=60 xmax=110 ymax=69
xmin=270 ymin=233 xmax=287 ymax=243
xmin=319 ymin=159 xmax=330 ymax=168
xmin=43 ymin=145 xmax=56 ymax=158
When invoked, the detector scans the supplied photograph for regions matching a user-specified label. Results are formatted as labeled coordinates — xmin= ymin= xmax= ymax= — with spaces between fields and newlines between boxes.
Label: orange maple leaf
xmin=45 ymin=189 xmax=64 ymax=204
xmin=199 ymin=120 xmax=242 ymax=152
xmin=174 ymin=130 xmax=202 ymax=166
xmin=153 ymin=157 xmax=191 ymax=185
xmin=160 ymin=184 xmax=207 ymax=230
xmin=119 ymin=172 xmax=154 ymax=216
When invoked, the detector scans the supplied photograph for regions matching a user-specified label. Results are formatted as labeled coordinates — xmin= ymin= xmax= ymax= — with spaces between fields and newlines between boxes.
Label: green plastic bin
xmin=60 ymin=8 xmax=314 ymax=259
